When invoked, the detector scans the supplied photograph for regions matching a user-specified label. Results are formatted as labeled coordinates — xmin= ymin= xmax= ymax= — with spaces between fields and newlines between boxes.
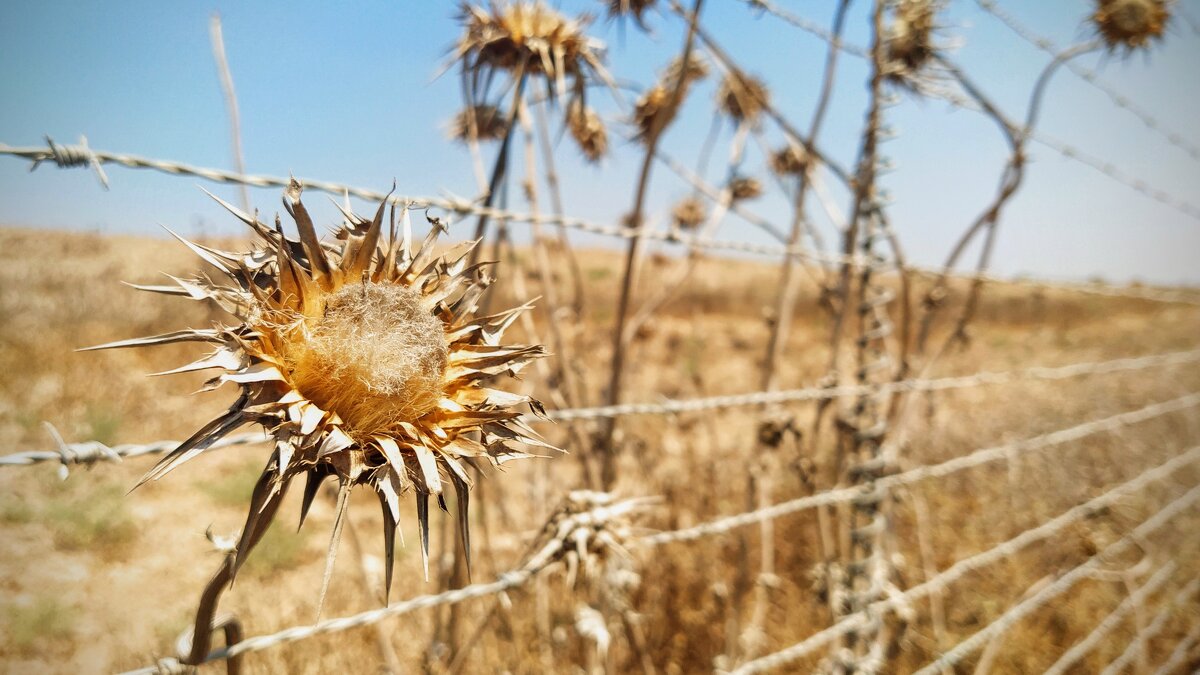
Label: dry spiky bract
xmin=456 ymin=1 xmax=607 ymax=98
xmin=90 ymin=180 xmax=556 ymax=605
xmin=770 ymin=144 xmax=809 ymax=176
xmin=886 ymin=0 xmax=939 ymax=80
xmin=729 ymin=176 xmax=763 ymax=202
xmin=632 ymin=55 xmax=706 ymax=143
xmin=567 ymin=98 xmax=608 ymax=163
xmin=672 ymin=196 xmax=707 ymax=230
xmin=717 ymin=70 xmax=769 ymax=124
xmin=449 ymin=104 xmax=510 ymax=143
xmin=605 ymin=0 xmax=656 ymax=26
xmin=1092 ymin=0 xmax=1169 ymax=53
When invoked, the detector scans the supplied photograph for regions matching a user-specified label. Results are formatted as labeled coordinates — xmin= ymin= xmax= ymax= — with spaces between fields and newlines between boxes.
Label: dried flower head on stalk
xmin=632 ymin=53 xmax=707 ymax=143
xmin=716 ymin=70 xmax=770 ymax=124
xmin=524 ymin=491 xmax=653 ymax=587
xmin=885 ymin=0 xmax=940 ymax=87
xmin=729 ymin=175 xmax=763 ymax=202
xmin=567 ymin=98 xmax=608 ymax=163
xmin=449 ymin=104 xmax=510 ymax=143
xmin=454 ymin=1 xmax=610 ymax=102
xmin=604 ymin=0 xmax=656 ymax=28
xmin=1092 ymin=0 xmax=1169 ymax=53
xmin=672 ymin=196 xmax=707 ymax=230
xmin=88 ymin=181 xmax=556 ymax=607
xmin=770 ymin=143 xmax=809 ymax=176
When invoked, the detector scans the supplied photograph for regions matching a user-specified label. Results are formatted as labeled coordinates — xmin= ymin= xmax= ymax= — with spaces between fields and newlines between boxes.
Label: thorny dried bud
xmin=566 ymin=98 xmax=608 ymax=163
xmin=605 ymin=0 xmax=656 ymax=27
xmin=728 ymin=175 xmax=763 ymax=202
xmin=1092 ymin=0 xmax=1169 ymax=53
xmin=454 ymin=1 xmax=609 ymax=100
xmin=717 ymin=70 xmax=770 ymax=124
xmin=633 ymin=84 xmax=672 ymax=143
xmin=672 ymin=196 xmax=707 ymax=230
xmin=770 ymin=144 xmax=810 ymax=176
xmin=885 ymin=0 xmax=939 ymax=83
xmin=664 ymin=52 xmax=709 ymax=85
xmin=756 ymin=414 xmax=798 ymax=448
xmin=448 ymin=104 xmax=509 ymax=143
xmin=525 ymin=491 xmax=653 ymax=587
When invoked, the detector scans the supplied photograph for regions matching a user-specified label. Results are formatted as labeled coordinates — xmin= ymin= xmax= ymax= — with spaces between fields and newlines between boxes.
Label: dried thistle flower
xmin=448 ymin=104 xmax=510 ymax=143
xmin=455 ymin=1 xmax=608 ymax=99
xmin=886 ymin=0 xmax=939 ymax=81
xmin=567 ymin=98 xmax=608 ymax=163
xmin=605 ymin=0 xmax=656 ymax=27
xmin=672 ymin=196 xmax=707 ymax=230
xmin=525 ymin=491 xmax=652 ymax=587
xmin=770 ymin=144 xmax=809 ymax=176
xmin=1092 ymin=0 xmax=1169 ymax=53
xmin=631 ymin=54 xmax=706 ymax=144
xmin=729 ymin=176 xmax=763 ymax=202
xmin=717 ymin=70 xmax=770 ymax=124
xmin=90 ymin=181 xmax=555 ymax=607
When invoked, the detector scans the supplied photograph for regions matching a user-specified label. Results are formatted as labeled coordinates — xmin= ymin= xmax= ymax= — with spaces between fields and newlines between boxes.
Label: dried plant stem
xmin=469 ymin=68 xmax=528 ymax=268
xmin=596 ymin=0 xmax=705 ymax=490
xmin=533 ymin=98 xmax=587 ymax=317
xmin=340 ymin=508 xmax=403 ymax=674
xmin=208 ymin=13 xmax=251 ymax=215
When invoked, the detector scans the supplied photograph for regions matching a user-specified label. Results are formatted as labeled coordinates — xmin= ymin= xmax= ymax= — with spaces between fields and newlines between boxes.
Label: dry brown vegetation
xmin=0 ymin=225 xmax=1197 ymax=673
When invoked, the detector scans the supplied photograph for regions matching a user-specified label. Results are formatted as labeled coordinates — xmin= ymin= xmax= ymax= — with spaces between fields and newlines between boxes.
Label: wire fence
xmin=5 ymin=348 xmax=1197 ymax=474
xmin=1098 ymin=579 xmax=1200 ymax=675
xmin=115 ymin=439 xmax=1200 ymax=674
xmin=4 ymin=139 xmax=1199 ymax=307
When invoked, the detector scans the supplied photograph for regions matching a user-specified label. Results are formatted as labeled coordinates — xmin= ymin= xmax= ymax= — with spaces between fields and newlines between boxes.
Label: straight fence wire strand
xmin=3 ymin=141 xmax=1198 ymax=307
xmin=730 ymin=450 xmax=1200 ymax=675
xmin=912 ymin=484 xmax=1200 ymax=675
xmin=736 ymin=0 xmax=1200 ymax=226
xmin=1150 ymin=621 xmax=1200 ymax=675
xmin=6 ymin=350 xmax=1199 ymax=472
xmin=975 ymin=0 xmax=1200 ymax=164
xmin=1099 ymin=579 xmax=1200 ymax=675
xmin=1043 ymin=562 xmax=1177 ymax=675
xmin=642 ymin=391 xmax=1200 ymax=547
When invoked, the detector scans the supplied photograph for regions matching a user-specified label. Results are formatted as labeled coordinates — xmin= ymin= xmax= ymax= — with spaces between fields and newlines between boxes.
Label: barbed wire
xmin=736 ymin=0 xmax=1200 ymax=224
xmin=974 ymin=0 xmax=1200 ymax=164
xmin=1099 ymin=578 xmax=1200 ymax=675
xmin=118 ymin=436 xmax=1200 ymax=673
xmin=643 ymin=391 xmax=1199 ymax=547
xmin=1043 ymin=562 xmax=1177 ymax=675
xmin=120 ymin=494 xmax=648 ymax=674
xmin=1149 ymin=620 xmax=1200 ymax=675
xmin=6 ymin=350 xmax=1197 ymax=473
xmin=3 ymin=139 xmax=1198 ymax=306
xmin=730 ymin=451 xmax=1200 ymax=674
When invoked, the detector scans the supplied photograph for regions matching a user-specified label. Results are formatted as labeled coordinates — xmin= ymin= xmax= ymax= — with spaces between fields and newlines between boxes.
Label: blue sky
xmin=1 ymin=0 xmax=1199 ymax=285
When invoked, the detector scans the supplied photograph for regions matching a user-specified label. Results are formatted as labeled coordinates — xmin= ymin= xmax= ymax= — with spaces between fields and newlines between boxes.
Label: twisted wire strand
xmin=731 ymin=451 xmax=1200 ymax=674
xmin=3 ymin=139 xmax=1198 ymax=306
xmin=735 ymin=0 xmax=1200 ymax=225
xmin=975 ymin=0 xmax=1200 ymax=164
xmin=5 ymin=350 xmax=1197 ymax=472
xmin=642 ymin=391 xmax=1200 ymax=547
xmin=1099 ymin=578 xmax=1200 ymax=675
xmin=1043 ymin=562 xmax=1177 ymax=675
xmin=117 ymin=440 xmax=1200 ymax=673
xmin=1149 ymin=620 xmax=1200 ymax=675
xmin=913 ymin=487 xmax=1200 ymax=673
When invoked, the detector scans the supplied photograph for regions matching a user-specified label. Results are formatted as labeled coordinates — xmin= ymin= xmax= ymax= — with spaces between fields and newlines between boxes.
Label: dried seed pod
xmin=523 ymin=491 xmax=652 ymax=586
xmin=770 ymin=144 xmax=809 ymax=176
xmin=886 ymin=0 xmax=939 ymax=79
xmin=633 ymin=84 xmax=672 ymax=142
xmin=605 ymin=0 xmax=656 ymax=26
xmin=729 ymin=176 xmax=763 ymax=202
xmin=89 ymin=180 xmax=557 ymax=609
xmin=448 ymin=104 xmax=509 ymax=143
xmin=567 ymin=99 xmax=608 ymax=163
xmin=717 ymin=70 xmax=770 ymax=123
xmin=664 ymin=51 xmax=709 ymax=85
xmin=1092 ymin=0 xmax=1169 ymax=53
xmin=672 ymin=196 xmax=707 ymax=230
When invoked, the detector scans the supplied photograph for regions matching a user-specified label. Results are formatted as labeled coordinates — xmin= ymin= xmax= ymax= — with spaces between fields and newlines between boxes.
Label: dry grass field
xmin=0 ymin=224 xmax=1197 ymax=674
